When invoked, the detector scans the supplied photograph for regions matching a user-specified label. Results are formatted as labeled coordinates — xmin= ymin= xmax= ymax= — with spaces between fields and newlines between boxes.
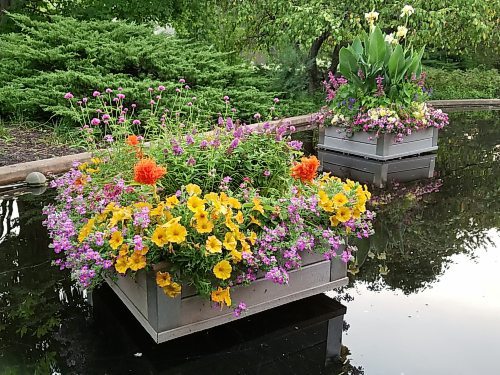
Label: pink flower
xmin=179 ymin=78 xmax=186 ymax=84
xmin=132 ymin=119 xmax=141 ymax=125
xmin=273 ymin=97 xmax=280 ymax=103
xmin=90 ymin=118 xmax=101 ymax=126
xmin=64 ymin=92 xmax=74 ymax=99
xmin=158 ymin=85 xmax=165 ymax=91
xmin=117 ymin=93 xmax=125 ymax=100
xmin=105 ymin=88 xmax=113 ymax=93
xmin=92 ymin=91 xmax=101 ymax=97
xmin=223 ymin=95 xmax=230 ymax=101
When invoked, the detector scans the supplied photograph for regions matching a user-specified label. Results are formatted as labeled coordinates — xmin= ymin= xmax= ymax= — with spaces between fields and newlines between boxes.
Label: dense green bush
xmin=0 ymin=13 xmax=316 ymax=125
xmin=425 ymin=67 xmax=500 ymax=100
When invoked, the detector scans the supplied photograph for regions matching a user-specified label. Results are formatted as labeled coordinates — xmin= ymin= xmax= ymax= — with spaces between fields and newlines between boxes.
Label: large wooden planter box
xmin=319 ymin=150 xmax=436 ymax=188
xmin=318 ymin=126 xmax=438 ymax=161
xmin=105 ymin=251 xmax=348 ymax=343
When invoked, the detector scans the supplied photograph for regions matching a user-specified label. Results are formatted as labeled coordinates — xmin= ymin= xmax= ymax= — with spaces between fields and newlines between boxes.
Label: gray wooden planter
xmin=319 ymin=150 xmax=436 ymax=188
xmin=105 ymin=251 xmax=348 ymax=343
xmin=318 ymin=126 xmax=438 ymax=161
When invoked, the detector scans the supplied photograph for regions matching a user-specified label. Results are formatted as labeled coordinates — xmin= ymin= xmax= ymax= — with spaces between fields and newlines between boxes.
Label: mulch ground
xmin=0 ymin=127 xmax=84 ymax=167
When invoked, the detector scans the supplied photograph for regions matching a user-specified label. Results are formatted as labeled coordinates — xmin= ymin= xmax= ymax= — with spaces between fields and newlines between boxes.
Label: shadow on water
xmin=0 ymin=111 xmax=498 ymax=374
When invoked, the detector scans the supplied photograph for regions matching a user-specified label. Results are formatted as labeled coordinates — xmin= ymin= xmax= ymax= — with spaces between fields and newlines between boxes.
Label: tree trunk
xmin=307 ymin=30 xmax=330 ymax=93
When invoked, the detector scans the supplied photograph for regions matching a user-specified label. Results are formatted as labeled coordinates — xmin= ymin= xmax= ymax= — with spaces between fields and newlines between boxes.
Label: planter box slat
xmin=319 ymin=150 xmax=436 ymax=188
xmin=318 ymin=126 xmax=439 ymax=161
xmin=105 ymin=250 xmax=347 ymax=343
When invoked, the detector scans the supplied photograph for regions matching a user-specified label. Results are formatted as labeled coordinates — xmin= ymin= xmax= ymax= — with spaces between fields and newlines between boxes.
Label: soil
xmin=0 ymin=127 xmax=84 ymax=167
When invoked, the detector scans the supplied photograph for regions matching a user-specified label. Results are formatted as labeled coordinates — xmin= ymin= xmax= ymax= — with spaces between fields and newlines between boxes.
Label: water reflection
xmin=0 ymin=111 xmax=498 ymax=374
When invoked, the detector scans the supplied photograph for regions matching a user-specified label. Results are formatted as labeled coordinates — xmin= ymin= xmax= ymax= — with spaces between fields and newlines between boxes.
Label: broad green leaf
xmin=338 ymin=47 xmax=359 ymax=77
xmin=368 ymin=26 xmax=386 ymax=66
xmin=388 ymin=44 xmax=405 ymax=83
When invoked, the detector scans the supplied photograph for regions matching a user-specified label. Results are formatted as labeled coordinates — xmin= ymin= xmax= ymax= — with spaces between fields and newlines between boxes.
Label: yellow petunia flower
xmin=211 ymin=286 xmax=231 ymax=307
xmin=128 ymin=251 xmax=147 ymax=271
xmin=234 ymin=210 xmax=244 ymax=224
xmin=240 ymin=239 xmax=251 ymax=253
xmin=318 ymin=190 xmax=329 ymax=204
xmin=352 ymin=208 xmax=361 ymax=219
xmin=165 ymin=222 xmax=187 ymax=243
xmin=119 ymin=244 xmax=130 ymax=256
xmin=193 ymin=209 xmax=209 ymax=222
xmin=78 ymin=218 xmax=95 ymax=243
xmin=223 ymin=232 xmax=237 ymax=251
xmin=225 ymin=214 xmax=239 ymax=232
xmin=109 ymin=207 xmax=132 ymax=227
xmin=134 ymin=202 xmax=153 ymax=210
xmin=150 ymin=203 xmax=165 ymax=217
xmin=213 ymin=259 xmax=232 ymax=280
xmin=187 ymin=196 xmax=206 ymax=212
xmin=206 ymin=235 xmax=222 ymax=253
xmin=230 ymin=249 xmax=242 ymax=263
xmin=163 ymin=282 xmax=182 ymax=298
xmin=204 ymin=192 xmax=219 ymax=202
xmin=115 ymin=256 xmax=129 ymax=274
xmin=151 ymin=226 xmax=169 ymax=247
xmin=186 ymin=183 xmax=202 ymax=196
xmin=227 ymin=197 xmax=241 ymax=210
xmin=195 ymin=218 xmax=214 ymax=234
xmin=156 ymin=271 xmax=172 ymax=287
xmin=319 ymin=199 xmax=335 ymax=213
xmin=249 ymin=214 xmax=261 ymax=227
xmin=247 ymin=231 xmax=257 ymax=245
xmin=109 ymin=231 xmax=124 ymax=250
xmin=329 ymin=215 xmax=340 ymax=227
xmin=252 ymin=197 xmax=265 ymax=215
xmin=165 ymin=195 xmax=180 ymax=208
xmin=336 ymin=207 xmax=352 ymax=223
xmin=332 ymin=192 xmax=349 ymax=207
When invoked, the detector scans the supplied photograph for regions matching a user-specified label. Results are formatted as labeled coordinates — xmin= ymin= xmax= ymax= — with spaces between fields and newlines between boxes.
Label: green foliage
xmin=0 ymin=13 xmax=306 ymax=126
xmin=426 ymin=67 xmax=500 ymax=99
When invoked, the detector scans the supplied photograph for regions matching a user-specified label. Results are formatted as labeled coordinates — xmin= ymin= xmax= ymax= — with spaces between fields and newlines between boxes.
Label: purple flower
xmin=185 ymin=134 xmax=194 ymax=145
xmin=93 ymin=91 xmax=101 ymax=97
xmin=132 ymin=119 xmax=141 ymax=125
xmin=253 ymin=113 xmax=261 ymax=120
xmin=117 ymin=93 xmax=125 ymax=100
xmin=273 ymin=97 xmax=280 ymax=103
xmin=90 ymin=118 xmax=101 ymax=126
xmin=179 ymin=78 xmax=186 ymax=84
xmin=187 ymin=156 xmax=196 ymax=166
xmin=263 ymin=170 xmax=271 ymax=177
xmin=133 ymin=235 xmax=144 ymax=251
xmin=105 ymin=88 xmax=113 ymax=93
xmin=199 ymin=140 xmax=208 ymax=149
xmin=287 ymin=140 xmax=303 ymax=151
xmin=223 ymin=95 xmax=230 ymax=102
xmin=103 ymin=135 xmax=114 ymax=143
xmin=64 ymin=92 xmax=74 ymax=99
xmin=158 ymin=85 xmax=166 ymax=91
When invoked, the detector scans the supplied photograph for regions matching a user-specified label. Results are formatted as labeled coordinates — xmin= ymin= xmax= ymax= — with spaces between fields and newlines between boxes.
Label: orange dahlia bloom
xmin=126 ymin=135 xmax=139 ymax=146
xmin=133 ymin=158 xmax=166 ymax=185
xmin=291 ymin=155 xmax=320 ymax=183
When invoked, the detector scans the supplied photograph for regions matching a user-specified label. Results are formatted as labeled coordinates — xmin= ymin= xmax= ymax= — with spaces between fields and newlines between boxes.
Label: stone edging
xmin=0 ymin=99 xmax=499 ymax=186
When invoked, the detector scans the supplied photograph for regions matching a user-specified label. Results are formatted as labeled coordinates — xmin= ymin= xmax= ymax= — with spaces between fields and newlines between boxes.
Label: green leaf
xmin=388 ymin=44 xmax=405 ymax=83
xmin=368 ymin=26 xmax=386 ymax=67
xmin=338 ymin=47 xmax=359 ymax=78
xmin=350 ymin=37 xmax=363 ymax=57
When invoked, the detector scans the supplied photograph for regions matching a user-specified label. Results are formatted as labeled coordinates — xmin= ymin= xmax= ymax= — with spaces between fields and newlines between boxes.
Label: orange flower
xmin=291 ymin=155 xmax=320 ymax=183
xmin=126 ymin=135 xmax=140 ymax=146
xmin=133 ymin=158 xmax=166 ymax=185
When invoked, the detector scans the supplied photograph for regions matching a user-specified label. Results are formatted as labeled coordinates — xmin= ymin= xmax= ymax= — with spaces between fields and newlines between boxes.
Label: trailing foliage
xmin=0 ymin=13 xmax=312 ymax=125
xmin=425 ymin=68 xmax=500 ymax=100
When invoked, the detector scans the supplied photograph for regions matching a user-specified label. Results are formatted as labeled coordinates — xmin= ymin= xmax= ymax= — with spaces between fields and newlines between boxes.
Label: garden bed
xmin=105 ymin=252 xmax=347 ymax=343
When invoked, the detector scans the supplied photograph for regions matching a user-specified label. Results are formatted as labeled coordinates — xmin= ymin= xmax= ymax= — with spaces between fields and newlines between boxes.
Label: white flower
xmin=364 ymin=11 xmax=379 ymax=24
xmin=384 ymin=33 xmax=395 ymax=44
xmin=400 ymin=5 xmax=415 ymax=18
xmin=396 ymin=26 xmax=408 ymax=39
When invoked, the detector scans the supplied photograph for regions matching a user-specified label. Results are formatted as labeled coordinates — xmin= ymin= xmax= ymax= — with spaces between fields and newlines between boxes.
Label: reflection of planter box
xmin=318 ymin=126 xmax=438 ymax=161
xmin=319 ymin=150 xmax=436 ymax=188
xmin=105 ymin=251 xmax=348 ymax=343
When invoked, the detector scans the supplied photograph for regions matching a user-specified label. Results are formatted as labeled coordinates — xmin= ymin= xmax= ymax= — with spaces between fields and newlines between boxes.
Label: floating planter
xmin=318 ymin=151 xmax=436 ymax=188
xmin=43 ymin=84 xmax=375 ymax=342
xmin=106 ymin=252 xmax=347 ymax=343
xmin=317 ymin=13 xmax=448 ymax=161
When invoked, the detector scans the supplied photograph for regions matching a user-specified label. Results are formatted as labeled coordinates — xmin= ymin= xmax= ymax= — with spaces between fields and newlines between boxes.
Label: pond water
xmin=1 ymin=111 xmax=499 ymax=374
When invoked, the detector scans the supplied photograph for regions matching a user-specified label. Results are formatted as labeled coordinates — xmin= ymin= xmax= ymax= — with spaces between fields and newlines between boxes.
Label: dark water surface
xmin=1 ymin=111 xmax=499 ymax=374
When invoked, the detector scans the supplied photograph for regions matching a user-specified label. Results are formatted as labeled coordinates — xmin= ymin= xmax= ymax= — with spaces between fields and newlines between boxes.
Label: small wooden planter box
xmin=319 ymin=150 xmax=436 ymax=188
xmin=318 ymin=126 xmax=439 ymax=161
xmin=105 ymin=251 xmax=348 ymax=343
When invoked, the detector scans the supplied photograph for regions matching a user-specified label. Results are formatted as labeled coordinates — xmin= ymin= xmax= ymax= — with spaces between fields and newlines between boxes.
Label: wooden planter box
xmin=319 ymin=150 xmax=436 ymax=188
xmin=105 ymin=251 xmax=348 ymax=343
xmin=318 ymin=126 xmax=439 ymax=161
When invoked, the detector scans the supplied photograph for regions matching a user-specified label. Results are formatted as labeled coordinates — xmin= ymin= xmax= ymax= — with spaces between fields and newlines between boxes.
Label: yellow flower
xmin=223 ymin=232 xmax=237 ymax=251
xmin=204 ymin=192 xmax=219 ymax=202
xmin=206 ymin=236 xmax=222 ymax=254
xmin=252 ymin=197 xmax=265 ymax=215
xmin=230 ymin=249 xmax=242 ymax=263
xmin=213 ymin=259 xmax=232 ymax=280
xmin=103 ymin=202 xmax=118 ymax=214
xmin=343 ymin=183 xmax=352 ymax=192
xmin=329 ymin=215 xmax=340 ymax=227
xmin=193 ymin=209 xmax=209 ymax=222
xmin=211 ymin=286 xmax=231 ymax=307
xmin=151 ymin=226 xmax=169 ymax=247
xmin=234 ymin=210 xmax=244 ymax=224
xmin=150 ymin=203 xmax=165 ymax=217
xmin=225 ymin=214 xmax=239 ymax=232
xmin=163 ymin=282 xmax=182 ymax=298
xmin=332 ymin=193 xmax=349 ymax=207
xmin=134 ymin=202 xmax=153 ymax=210
xmin=247 ymin=231 xmax=257 ymax=245
xmin=186 ymin=183 xmax=202 ymax=196
xmin=357 ymin=203 xmax=367 ymax=213
xmin=78 ymin=218 xmax=95 ymax=243
xmin=195 ymin=218 xmax=214 ymax=234
xmin=227 ymin=197 xmax=241 ymax=209
xmin=78 ymin=162 xmax=88 ymax=171
xmin=128 ymin=252 xmax=147 ymax=271
xmin=318 ymin=190 xmax=329 ymax=203
xmin=249 ymin=214 xmax=261 ymax=227
xmin=240 ymin=239 xmax=251 ymax=253
xmin=165 ymin=195 xmax=180 ymax=208
xmin=109 ymin=231 xmax=124 ymax=250
xmin=396 ymin=25 xmax=408 ymax=38
xmin=187 ymin=196 xmax=206 ymax=212
xmin=212 ymin=200 xmax=228 ymax=215
xmin=115 ymin=256 xmax=129 ymax=274
xmin=109 ymin=207 xmax=132 ymax=227
xmin=352 ymin=208 xmax=361 ymax=219
xmin=336 ymin=207 xmax=352 ymax=223
xmin=156 ymin=271 xmax=172 ymax=287
xmin=165 ymin=222 xmax=187 ymax=243
xmin=137 ymin=246 xmax=149 ymax=255
xmin=319 ymin=199 xmax=335 ymax=212
xmin=119 ymin=244 xmax=130 ymax=256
